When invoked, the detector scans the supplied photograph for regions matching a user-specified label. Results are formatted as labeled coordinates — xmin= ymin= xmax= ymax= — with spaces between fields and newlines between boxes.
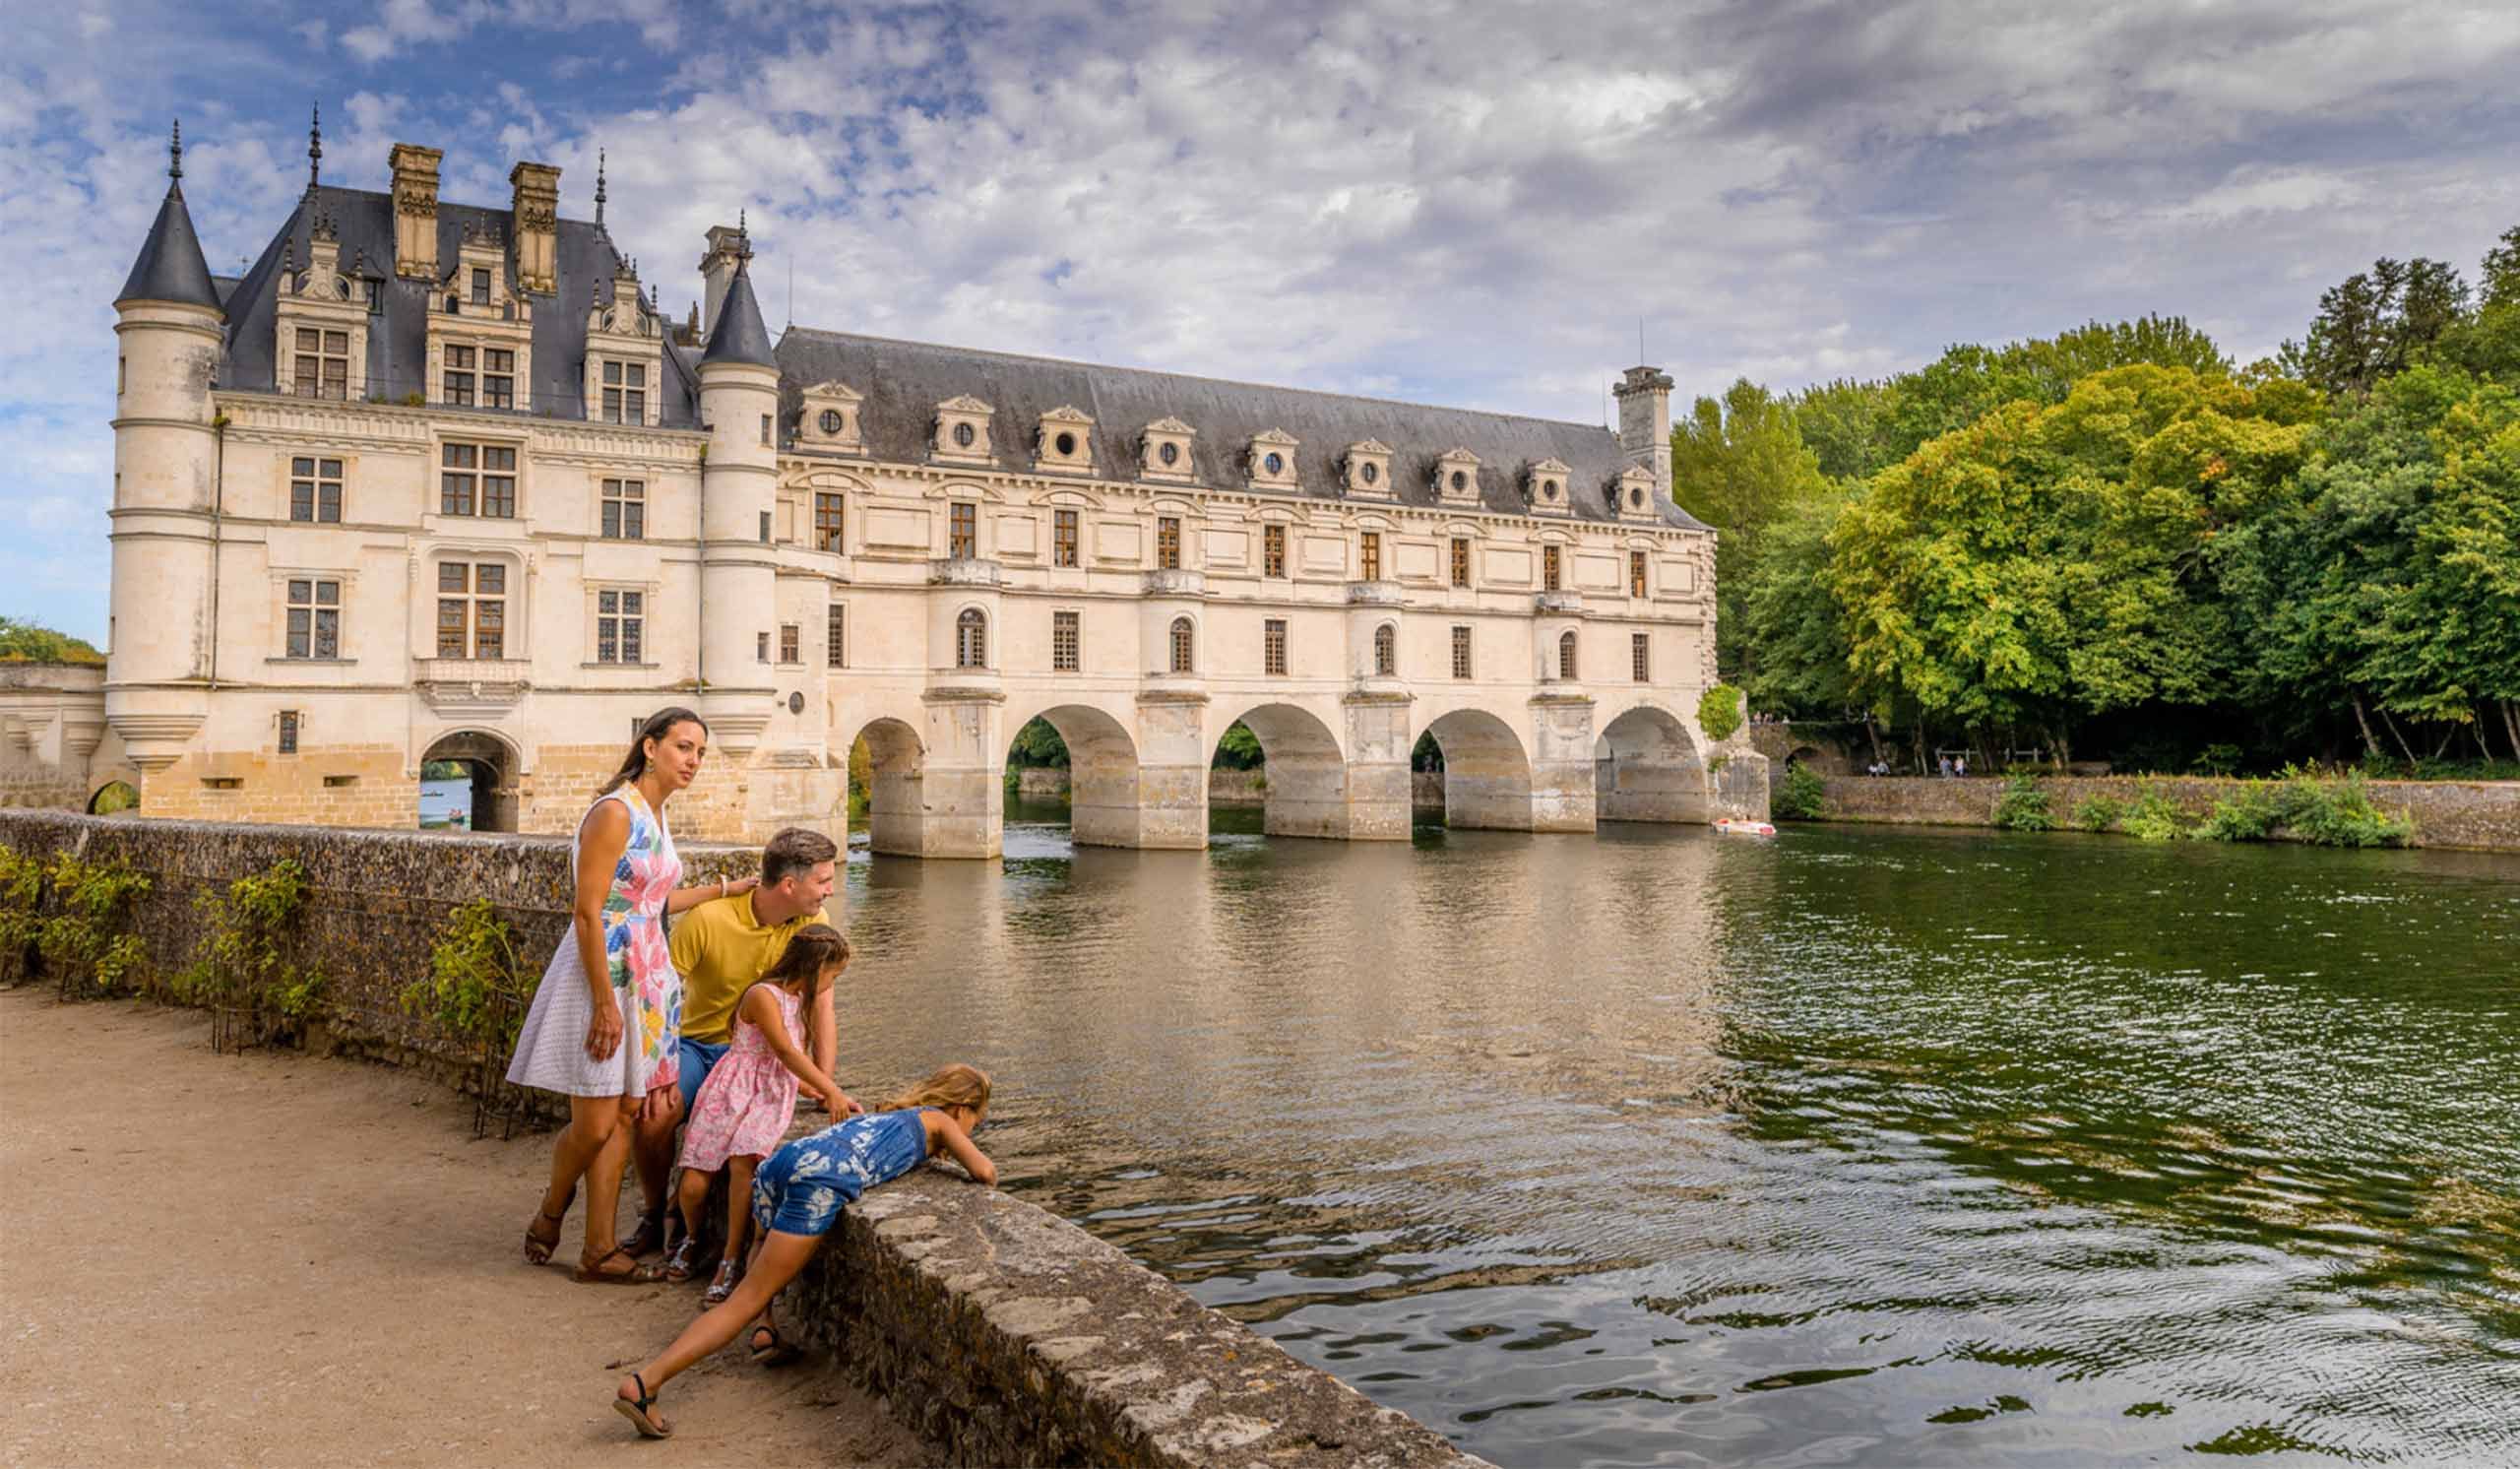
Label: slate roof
xmin=702 ymin=261 xmax=777 ymax=367
xmin=118 ymin=182 xmax=220 ymax=309
xmin=776 ymin=329 xmax=1704 ymax=529
xmin=209 ymin=184 xmax=701 ymax=427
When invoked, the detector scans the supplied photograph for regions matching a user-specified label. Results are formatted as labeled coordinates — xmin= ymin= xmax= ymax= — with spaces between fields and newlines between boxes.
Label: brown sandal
xmin=574 ymin=1245 xmax=664 ymax=1285
xmin=522 ymin=1187 xmax=574 ymax=1266
xmin=619 ymin=1208 xmax=668 ymax=1259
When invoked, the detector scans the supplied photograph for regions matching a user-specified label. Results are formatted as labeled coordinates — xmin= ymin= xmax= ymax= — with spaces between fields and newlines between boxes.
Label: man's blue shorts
xmin=674 ymin=1037 xmax=730 ymax=1116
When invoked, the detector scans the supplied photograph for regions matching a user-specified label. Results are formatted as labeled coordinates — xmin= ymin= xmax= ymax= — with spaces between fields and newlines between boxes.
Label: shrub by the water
xmin=2196 ymin=787 xmax=2282 ymax=842
xmin=1696 ymin=683 xmax=1744 ymax=745
xmin=2071 ymin=795 xmax=2124 ymax=833
xmin=1773 ymin=762 xmax=1828 ymax=820
xmin=2276 ymin=772 xmax=2416 ymax=848
xmin=1991 ymin=775 xmax=2055 ymax=831
xmin=2120 ymin=786 xmax=2188 ymax=841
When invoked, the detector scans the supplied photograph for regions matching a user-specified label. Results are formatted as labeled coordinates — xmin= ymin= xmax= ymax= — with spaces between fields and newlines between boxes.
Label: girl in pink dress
xmin=672 ymin=924 xmax=857 ymax=1303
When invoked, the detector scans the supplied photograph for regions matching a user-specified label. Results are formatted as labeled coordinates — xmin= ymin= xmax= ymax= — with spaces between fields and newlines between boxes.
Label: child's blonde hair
xmin=880 ymin=1062 xmax=991 ymax=1115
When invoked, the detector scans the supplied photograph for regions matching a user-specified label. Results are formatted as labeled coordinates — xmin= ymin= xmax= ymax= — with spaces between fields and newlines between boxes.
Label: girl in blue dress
xmin=612 ymin=1063 xmax=997 ymax=1438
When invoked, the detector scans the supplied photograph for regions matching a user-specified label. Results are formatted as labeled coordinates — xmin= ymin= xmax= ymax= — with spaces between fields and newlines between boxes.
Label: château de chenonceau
xmin=15 ymin=126 xmax=1767 ymax=849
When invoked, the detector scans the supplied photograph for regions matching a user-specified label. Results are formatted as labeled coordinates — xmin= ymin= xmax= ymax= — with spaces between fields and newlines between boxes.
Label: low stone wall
xmin=1812 ymin=775 xmax=2520 ymax=853
xmin=0 ymin=808 xmax=1486 ymax=1468
xmin=1015 ymin=767 xmax=1071 ymax=800
xmin=1207 ymin=768 xmax=1267 ymax=807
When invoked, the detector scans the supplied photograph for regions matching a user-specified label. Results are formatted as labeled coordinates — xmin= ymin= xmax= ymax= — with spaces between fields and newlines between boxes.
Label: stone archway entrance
xmin=419 ymin=731 xmax=518 ymax=833
xmin=1419 ymin=708 xmax=1537 ymax=830
xmin=1594 ymin=705 xmax=1709 ymax=824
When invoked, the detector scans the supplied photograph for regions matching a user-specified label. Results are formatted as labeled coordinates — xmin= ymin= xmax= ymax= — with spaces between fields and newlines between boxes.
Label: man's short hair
xmin=762 ymin=828 xmax=840 ymax=888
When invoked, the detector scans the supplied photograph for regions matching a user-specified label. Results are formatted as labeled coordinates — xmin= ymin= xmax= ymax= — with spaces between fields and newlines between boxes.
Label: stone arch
xmin=420 ymin=728 xmax=521 ymax=832
xmin=1593 ymin=701 xmax=1709 ymax=824
xmin=1005 ymin=701 xmax=1164 ymax=850
xmin=848 ymin=715 xmax=928 ymax=856
xmin=1212 ymin=701 xmax=1349 ymax=839
xmin=86 ymin=779 xmax=140 ymax=816
xmin=1421 ymin=707 xmax=1538 ymax=831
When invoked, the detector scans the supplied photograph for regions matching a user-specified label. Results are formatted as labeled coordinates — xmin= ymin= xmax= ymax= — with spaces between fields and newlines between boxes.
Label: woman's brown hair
xmin=880 ymin=1062 xmax=991 ymax=1115
xmin=761 ymin=924 xmax=851 ymax=1000
xmin=598 ymin=706 xmax=708 ymax=797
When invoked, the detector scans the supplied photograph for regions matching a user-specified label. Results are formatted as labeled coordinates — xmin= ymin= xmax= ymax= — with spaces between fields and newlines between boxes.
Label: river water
xmin=822 ymin=805 xmax=2520 ymax=1467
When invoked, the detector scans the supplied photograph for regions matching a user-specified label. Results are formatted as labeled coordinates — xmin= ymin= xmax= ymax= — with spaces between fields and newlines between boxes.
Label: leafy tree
xmin=2431 ymin=225 xmax=2520 ymax=385
xmin=1739 ymin=488 xmax=1858 ymax=719
xmin=1212 ymin=721 xmax=1265 ymax=770
xmin=1007 ymin=716 xmax=1070 ymax=767
xmin=0 ymin=616 xmax=104 ymax=665
xmin=1695 ymin=683 xmax=1744 ymax=744
xmin=1791 ymin=378 xmax=1901 ymax=481
xmin=2280 ymin=256 xmax=2471 ymax=398
xmin=1670 ymin=380 xmax=1829 ymax=683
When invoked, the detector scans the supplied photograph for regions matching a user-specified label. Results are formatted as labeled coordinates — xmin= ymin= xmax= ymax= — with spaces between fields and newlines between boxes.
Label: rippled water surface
xmin=822 ymin=808 xmax=2520 ymax=1466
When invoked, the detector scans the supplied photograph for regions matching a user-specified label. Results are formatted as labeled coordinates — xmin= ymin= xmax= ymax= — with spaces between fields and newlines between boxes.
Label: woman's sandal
xmin=522 ymin=1186 xmax=576 ymax=1266
xmin=660 ymin=1236 xmax=702 ymax=1284
xmin=702 ymin=1257 xmax=742 ymax=1306
xmin=748 ymin=1324 xmax=801 ymax=1368
xmin=619 ymin=1208 xmax=668 ymax=1259
xmin=613 ymin=1373 xmax=670 ymax=1438
xmin=575 ymin=1245 xmax=665 ymax=1286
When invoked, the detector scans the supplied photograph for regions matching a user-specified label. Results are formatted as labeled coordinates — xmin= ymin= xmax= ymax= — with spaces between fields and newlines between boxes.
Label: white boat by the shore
xmin=1715 ymin=818 xmax=1778 ymax=837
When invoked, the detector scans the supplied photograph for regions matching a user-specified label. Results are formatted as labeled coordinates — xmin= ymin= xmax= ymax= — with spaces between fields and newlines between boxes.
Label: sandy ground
xmin=0 ymin=986 xmax=935 ymax=1468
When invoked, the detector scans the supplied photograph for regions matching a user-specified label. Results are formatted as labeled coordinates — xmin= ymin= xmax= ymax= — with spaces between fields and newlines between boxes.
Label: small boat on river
xmin=1715 ymin=818 xmax=1778 ymax=837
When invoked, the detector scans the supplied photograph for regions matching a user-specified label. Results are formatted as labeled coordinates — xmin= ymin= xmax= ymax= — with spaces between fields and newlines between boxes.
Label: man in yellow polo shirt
xmin=624 ymin=827 xmax=842 ymax=1257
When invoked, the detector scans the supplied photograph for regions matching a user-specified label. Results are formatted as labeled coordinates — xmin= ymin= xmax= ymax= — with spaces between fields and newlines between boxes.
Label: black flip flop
xmin=748 ymin=1324 xmax=800 ymax=1367
xmin=614 ymin=1373 xmax=670 ymax=1438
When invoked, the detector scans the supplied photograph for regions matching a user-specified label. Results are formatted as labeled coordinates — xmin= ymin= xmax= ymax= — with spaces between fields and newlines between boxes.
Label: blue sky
xmin=7 ymin=0 xmax=2517 ymax=645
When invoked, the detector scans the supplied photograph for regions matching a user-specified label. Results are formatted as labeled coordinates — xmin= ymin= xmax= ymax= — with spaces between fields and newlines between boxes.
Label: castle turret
xmin=694 ymin=231 xmax=780 ymax=758
xmin=106 ymin=122 xmax=223 ymax=780
xmin=1613 ymin=363 xmax=1674 ymax=504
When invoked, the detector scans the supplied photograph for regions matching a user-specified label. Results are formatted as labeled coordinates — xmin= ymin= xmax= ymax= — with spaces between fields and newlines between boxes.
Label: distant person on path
xmin=612 ymin=1064 xmax=999 ymax=1439
xmin=508 ymin=708 xmax=748 ymax=1284
xmin=626 ymin=827 xmax=844 ymax=1261
xmin=666 ymin=925 xmax=859 ymax=1304
xmin=1955 ymin=756 xmax=1968 ymax=779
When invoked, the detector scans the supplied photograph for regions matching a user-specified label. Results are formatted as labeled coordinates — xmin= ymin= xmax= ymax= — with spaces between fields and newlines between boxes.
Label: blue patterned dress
xmin=751 ymin=1109 xmax=933 ymax=1238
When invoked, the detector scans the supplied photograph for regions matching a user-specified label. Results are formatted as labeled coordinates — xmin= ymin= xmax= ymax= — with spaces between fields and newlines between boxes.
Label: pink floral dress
xmin=679 ymin=983 xmax=808 ymax=1172
xmin=504 ymin=786 xmax=684 ymax=1098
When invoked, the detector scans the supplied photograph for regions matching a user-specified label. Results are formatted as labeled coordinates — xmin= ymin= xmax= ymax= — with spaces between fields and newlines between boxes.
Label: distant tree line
xmin=1678 ymin=226 xmax=2520 ymax=775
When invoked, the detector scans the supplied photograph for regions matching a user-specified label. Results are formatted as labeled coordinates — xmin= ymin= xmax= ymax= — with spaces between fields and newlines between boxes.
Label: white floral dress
xmin=504 ymin=786 xmax=683 ymax=1098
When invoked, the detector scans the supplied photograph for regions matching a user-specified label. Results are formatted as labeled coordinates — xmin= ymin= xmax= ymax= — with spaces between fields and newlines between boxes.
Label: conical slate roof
xmin=702 ymin=261 xmax=776 ymax=367
xmin=119 ymin=181 xmax=220 ymax=310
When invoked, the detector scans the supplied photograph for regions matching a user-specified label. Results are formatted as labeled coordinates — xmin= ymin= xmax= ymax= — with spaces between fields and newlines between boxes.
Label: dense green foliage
xmin=1702 ymin=225 xmax=2520 ymax=773
xmin=1214 ymin=721 xmax=1266 ymax=770
xmin=1695 ymin=684 xmax=1744 ymax=745
xmin=407 ymin=898 xmax=528 ymax=1052
xmin=0 ymin=846 xmax=151 ymax=994
xmin=1771 ymin=762 xmax=1827 ymax=820
xmin=176 ymin=859 xmax=327 ymax=1022
xmin=1990 ymin=776 xmax=2056 ymax=832
xmin=0 ymin=615 xmax=104 ymax=665
xmin=1007 ymin=717 xmax=1070 ymax=767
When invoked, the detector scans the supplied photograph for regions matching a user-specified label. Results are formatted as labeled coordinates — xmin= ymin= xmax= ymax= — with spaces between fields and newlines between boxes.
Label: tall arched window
xmin=956 ymin=607 xmax=987 ymax=669
xmin=1558 ymin=630 xmax=1578 ymax=680
xmin=1372 ymin=622 xmax=1397 ymax=676
xmin=1168 ymin=616 xmax=1196 ymax=673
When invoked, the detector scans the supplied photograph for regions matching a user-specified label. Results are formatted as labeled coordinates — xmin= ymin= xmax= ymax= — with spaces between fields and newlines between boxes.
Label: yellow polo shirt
xmin=669 ymin=892 xmax=816 ymax=1045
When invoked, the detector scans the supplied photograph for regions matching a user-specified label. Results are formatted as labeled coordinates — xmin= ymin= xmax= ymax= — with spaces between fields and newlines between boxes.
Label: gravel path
xmin=0 ymin=985 xmax=934 ymax=1467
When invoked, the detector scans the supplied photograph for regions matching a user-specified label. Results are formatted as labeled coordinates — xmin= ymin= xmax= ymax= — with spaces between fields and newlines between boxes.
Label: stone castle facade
xmin=76 ymin=122 xmax=1763 ymax=849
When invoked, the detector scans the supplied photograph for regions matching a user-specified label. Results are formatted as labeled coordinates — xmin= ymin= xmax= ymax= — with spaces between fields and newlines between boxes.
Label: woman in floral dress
xmin=508 ymin=707 xmax=757 ymax=1283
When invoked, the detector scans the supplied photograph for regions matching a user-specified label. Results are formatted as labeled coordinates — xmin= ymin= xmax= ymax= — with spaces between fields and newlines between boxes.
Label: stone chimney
xmin=1613 ymin=363 xmax=1675 ymax=502
xmin=508 ymin=160 xmax=561 ymax=294
xmin=698 ymin=223 xmax=749 ymax=338
xmin=389 ymin=143 xmax=443 ymax=281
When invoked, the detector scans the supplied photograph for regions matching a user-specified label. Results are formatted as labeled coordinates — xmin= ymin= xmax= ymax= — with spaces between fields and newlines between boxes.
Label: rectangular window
xmin=481 ymin=348 xmax=514 ymax=410
xmin=757 ymin=631 xmax=771 ymax=663
xmin=779 ymin=623 xmax=800 ymax=665
xmin=597 ymin=589 xmax=645 ymax=664
xmin=1264 ymin=618 xmax=1288 ymax=676
xmin=814 ymin=493 xmax=846 ymax=552
xmin=600 ymin=479 xmax=645 ymax=540
xmin=441 ymin=443 xmax=512 ymax=517
xmin=289 ymin=456 xmax=344 ymax=524
xmin=758 ymin=510 xmax=772 ymax=544
xmin=1359 ymin=531 xmax=1381 ymax=582
xmin=949 ymin=501 xmax=976 ymax=558
xmin=601 ymin=360 xmax=649 ymax=424
xmin=1157 ymin=516 xmax=1181 ymax=570
xmin=1263 ymin=523 xmax=1287 ymax=579
xmin=761 ymin=414 xmax=773 ymax=447
xmin=284 ymin=579 xmax=341 ymax=660
xmin=827 ymin=604 xmax=847 ymax=670
xmin=480 ymin=446 xmax=516 ymax=517
xmin=1544 ymin=544 xmax=1562 ymax=592
xmin=1630 ymin=550 xmax=1648 ymax=598
xmin=1450 ymin=625 xmax=1472 ymax=680
xmin=443 ymin=344 xmax=475 ymax=406
xmin=435 ymin=562 xmax=505 ymax=659
xmin=470 ymin=268 xmax=490 ymax=306
xmin=1053 ymin=509 xmax=1079 ymax=567
xmin=292 ymin=328 xmax=348 ymax=400
xmin=1450 ymin=537 xmax=1471 ymax=588
xmin=1052 ymin=610 xmax=1080 ymax=672
xmin=277 ymin=710 xmax=299 ymax=755
xmin=1632 ymin=631 xmax=1651 ymax=683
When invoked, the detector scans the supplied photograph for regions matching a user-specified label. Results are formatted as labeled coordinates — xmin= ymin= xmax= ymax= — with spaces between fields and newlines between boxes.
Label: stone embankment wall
xmin=0 ymin=809 xmax=1487 ymax=1469
xmin=1813 ymin=776 xmax=2520 ymax=853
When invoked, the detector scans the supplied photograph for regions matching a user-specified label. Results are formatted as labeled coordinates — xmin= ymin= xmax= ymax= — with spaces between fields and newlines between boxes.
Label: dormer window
xmin=1141 ymin=416 xmax=1197 ymax=481
xmin=1247 ymin=428 xmax=1300 ymax=490
xmin=1612 ymin=465 xmax=1659 ymax=521
xmin=600 ymin=361 xmax=646 ymax=423
xmin=798 ymin=381 xmax=865 ymax=453
xmin=470 ymin=268 xmax=490 ymax=307
xmin=1526 ymin=458 xmax=1572 ymax=516
xmin=1035 ymin=406 xmax=1095 ymax=474
xmin=934 ymin=396 xmax=994 ymax=463
xmin=1435 ymin=447 xmax=1481 ymax=507
xmin=1343 ymin=440 xmax=1394 ymax=499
